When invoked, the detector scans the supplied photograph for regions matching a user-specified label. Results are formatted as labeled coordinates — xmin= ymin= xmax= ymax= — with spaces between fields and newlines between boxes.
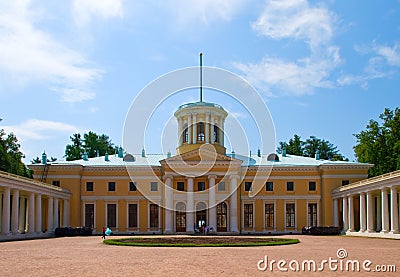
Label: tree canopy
xmin=277 ymin=134 xmax=347 ymax=161
xmin=354 ymin=107 xmax=400 ymax=177
xmin=0 ymin=129 xmax=32 ymax=178
xmin=65 ymin=131 xmax=116 ymax=161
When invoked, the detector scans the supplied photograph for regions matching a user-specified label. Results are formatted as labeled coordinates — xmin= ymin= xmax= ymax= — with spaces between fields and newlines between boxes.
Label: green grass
xmin=103 ymin=238 xmax=300 ymax=247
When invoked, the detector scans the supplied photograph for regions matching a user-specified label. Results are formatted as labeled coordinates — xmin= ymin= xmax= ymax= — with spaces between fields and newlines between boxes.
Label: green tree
xmin=354 ymin=108 xmax=400 ymax=177
xmin=277 ymin=134 xmax=347 ymax=161
xmin=277 ymin=134 xmax=303 ymax=156
xmin=0 ymin=129 xmax=32 ymax=178
xmin=65 ymin=132 xmax=116 ymax=161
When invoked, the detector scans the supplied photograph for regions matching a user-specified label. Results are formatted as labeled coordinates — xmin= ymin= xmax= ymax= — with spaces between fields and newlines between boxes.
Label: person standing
xmin=101 ymin=227 xmax=106 ymax=239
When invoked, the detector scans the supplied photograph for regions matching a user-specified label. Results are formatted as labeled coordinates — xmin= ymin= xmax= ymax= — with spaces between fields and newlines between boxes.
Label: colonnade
xmin=333 ymin=186 xmax=399 ymax=235
xmin=164 ymin=174 xmax=238 ymax=234
xmin=177 ymin=113 xmax=224 ymax=147
xmin=0 ymin=171 xmax=71 ymax=240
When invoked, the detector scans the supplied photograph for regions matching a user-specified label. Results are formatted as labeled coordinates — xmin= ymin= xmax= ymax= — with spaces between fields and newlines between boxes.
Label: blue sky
xmin=0 ymin=0 xmax=399 ymax=163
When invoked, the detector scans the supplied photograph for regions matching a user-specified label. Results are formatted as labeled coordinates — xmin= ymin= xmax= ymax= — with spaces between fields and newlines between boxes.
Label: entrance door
xmin=196 ymin=202 xmax=207 ymax=229
xmin=175 ymin=202 xmax=186 ymax=232
xmin=217 ymin=202 xmax=228 ymax=232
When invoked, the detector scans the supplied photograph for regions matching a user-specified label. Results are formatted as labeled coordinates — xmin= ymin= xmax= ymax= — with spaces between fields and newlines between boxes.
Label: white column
xmin=18 ymin=197 xmax=26 ymax=233
xmin=11 ymin=189 xmax=19 ymax=234
xmin=54 ymin=198 xmax=59 ymax=229
xmin=205 ymin=113 xmax=210 ymax=143
xmin=47 ymin=197 xmax=54 ymax=233
xmin=390 ymin=187 xmax=399 ymax=233
xmin=208 ymin=175 xmax=216 ymax=232
xmin=165 ymin=176 xmax=173 ymax=234
xmin=192 ymin=113 xmax=197 ymax=144
xmin=367 ymin=192 xmax=374 ymax=232
xmin=186 ymin=177 xmax=194 ymax=233
xmin=211 ymin=116 xmax=215 ymax=143
xmin=219 ymin=117 xmax=224 ymax=146
xmin=333 ymin=198 xmax=339 ymax=227
xmin=359 ymin=192 xmax=366 ymax=232
xmin=178 ymin=117 xmax=183 ymax=146
xmin=28 ymin=193 xmax=35 ymax=233
xmin=35 ymin=194 xmax=42 ymax=233
xmin=376 ymin=196 xmax=382 ymax=231
xmin=342 ymin=197 xmax=348 ymax=232
xmin=229 ymin=175 xmax=238 ymax=233
xmin=63 ymin=199 xmax=70 ymax=227
xmin=381 ymin=188 xmax=389 ymax=233
xmin=2 ymin=187 xmax=10 ymax=235
xmin=348 ymin=196 xmax=354 ymax=232
xmin=187 ymin=115 xmax=192 ymax=144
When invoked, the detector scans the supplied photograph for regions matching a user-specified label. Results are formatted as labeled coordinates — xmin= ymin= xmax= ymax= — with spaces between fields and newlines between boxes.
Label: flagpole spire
xmin=200 ymin=52 xmax=203 ymax=102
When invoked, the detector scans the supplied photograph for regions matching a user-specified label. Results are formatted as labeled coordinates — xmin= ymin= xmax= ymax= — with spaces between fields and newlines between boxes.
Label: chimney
xmin=142 ymin=148 xmax=146 ymax=158
xmin=282 ymin=147 xmax=287 ymax=157
xmin=105 ymin=152 xmax=109 ymax=161
xmin=83 ymin=151 xmax=88 ymax=161
xmin=41 ymin=151 xmax=47 ymax=165
xmin=257 ymin=148 xmax=261 ymax=157
xmin=118 ymin=147 xmax=123 ymax=158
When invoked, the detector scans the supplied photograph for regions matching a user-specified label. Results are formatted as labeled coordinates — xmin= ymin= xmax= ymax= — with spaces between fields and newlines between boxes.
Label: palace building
xmin=24 ymin=100 xmax=375 ymax=236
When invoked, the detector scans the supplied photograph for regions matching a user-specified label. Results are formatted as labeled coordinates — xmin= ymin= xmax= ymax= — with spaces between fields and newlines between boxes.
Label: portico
xmin=0 ymin=171 xmax=71 ymax=241
xmin=332 ymin=170 xmax=400 ymax=239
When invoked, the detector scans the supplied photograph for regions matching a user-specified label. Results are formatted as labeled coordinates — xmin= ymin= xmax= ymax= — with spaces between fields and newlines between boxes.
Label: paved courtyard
xmin=0 ymin=235 xmax=398 ymax=276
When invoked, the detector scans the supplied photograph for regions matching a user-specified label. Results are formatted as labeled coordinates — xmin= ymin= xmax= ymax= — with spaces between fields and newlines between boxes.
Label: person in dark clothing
xmin=101 ymin=227 xmax=106 ymax=239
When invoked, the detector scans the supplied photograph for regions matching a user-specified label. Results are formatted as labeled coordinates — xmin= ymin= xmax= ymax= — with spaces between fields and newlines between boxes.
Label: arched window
xmin=175 ymin=202 xmax=186 ymax=232
xmin=197 ymin=122 xmax=205 ymax=141
xmin=213 ymin=125 xmax=219 ymax=143
xmin=217 ymin=202 xmax=227 ymax=232
xmin=183 ymin=124 xmax=188 ymax=143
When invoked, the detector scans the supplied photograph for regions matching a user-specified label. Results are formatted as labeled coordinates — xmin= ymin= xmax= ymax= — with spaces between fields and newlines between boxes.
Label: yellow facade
xmin=30 ymin=101 xmax=372 ymax=234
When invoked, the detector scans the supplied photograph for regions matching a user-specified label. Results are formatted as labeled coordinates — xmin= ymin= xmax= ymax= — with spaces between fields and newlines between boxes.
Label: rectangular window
xmin=286 ymin=181 xmax=294 ymax=191
xmin=150 ymin=182 xmax=158 ymax=192
xmin=218 ymin=182 xmax=225 ymax=191
xmin=308 ymin=181 xmax=316 ymax=191
xmin=266 ymin=181 xmax=273 ymax=191
xmin=244 ymin=182 xmax=252 ymax=192
xmin=265 ymin=203 xmax=274 ymax=228
xmin=213 ymin=125 xmax=219 ymax=143
xmin=286 ymin=203 xmax=295 ymax=228
xmin=108 ymin=182 xmax=116 ymax=192
xmin=149 ymin=204 xmax=159 ymax=228
xmin=84 ymin=203 xmax=94 ymax=228
xmin=244 ymin=203 xmax=253 ymax=228
xmin=86 ymin=182 xmax=94 ymax=192
xmin=107 ymin=203 xmax=116 ymax=228
xmin=177 ymin=182 xmax=185 ymax=191
xmin=128 ymin=204 xmax=138 ymax=228
xmin=52 ymin=180 xmax=60 ymax=187
xmin=129 ymin=182 xmax=137 ymax=192
xmin=308 ymin=203 xmax=318 ymax=226
xmin=197 ymin=182 xmax=205 ymax=191
xmin=342 ymin=180 xmax=350 ymax=186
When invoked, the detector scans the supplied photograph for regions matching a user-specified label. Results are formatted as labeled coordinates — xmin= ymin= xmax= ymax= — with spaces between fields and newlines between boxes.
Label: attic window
xmin=267 ymin=153 xmax=279 ymax=162
xmin=123 ymin=154 xmax=135 ymax=162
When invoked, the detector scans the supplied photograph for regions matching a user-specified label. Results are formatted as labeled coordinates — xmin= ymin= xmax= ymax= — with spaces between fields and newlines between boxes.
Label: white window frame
xmin=83 ymin=202 xmax=96 ymax=231
xmin=306 ymin=200 xmax=319 ymax=227
xmin=263 ymin=200 xmax=276 ymax=231
xmin=126 ymin=201 xmax=139 ymax=231
xmin=105 ymin=201 xmax=118 ymax=231
xmin=284 ymin=200 xmax=297 ymax=231
xmin=242 ymin=201 xmax=255 ymax=231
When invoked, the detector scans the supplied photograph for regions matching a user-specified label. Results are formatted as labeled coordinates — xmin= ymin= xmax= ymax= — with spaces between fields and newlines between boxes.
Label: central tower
xmin=174 ymin=102 xmax=227 ymax=155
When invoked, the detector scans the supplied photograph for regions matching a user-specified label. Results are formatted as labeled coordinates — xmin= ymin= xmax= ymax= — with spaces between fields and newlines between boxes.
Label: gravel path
xmin=0 ymin=235 xmax=398 ymax=276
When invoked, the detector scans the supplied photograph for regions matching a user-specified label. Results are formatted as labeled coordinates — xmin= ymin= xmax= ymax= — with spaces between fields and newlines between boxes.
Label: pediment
xmin=160 ymin=147 xmax=240 ymax=164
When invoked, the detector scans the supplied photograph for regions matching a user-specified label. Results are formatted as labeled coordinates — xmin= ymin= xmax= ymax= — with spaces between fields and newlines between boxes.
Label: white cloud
xmin=72 ymin=0 xmax=124 ymax=26
xmin=234 ymin=0 xmax=340 ymax=96
xmin=2 ymin=119 xmax=80 ymax=142
xmin=159 ymin=0 xmax=246 ymax=25
xmin=338 ymin=43 xmax=400 ymax=88
xmin=252 ymin=0 xmax=335 ymax=49
xmin=0 ymin=1 xmax=102 ymax=102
